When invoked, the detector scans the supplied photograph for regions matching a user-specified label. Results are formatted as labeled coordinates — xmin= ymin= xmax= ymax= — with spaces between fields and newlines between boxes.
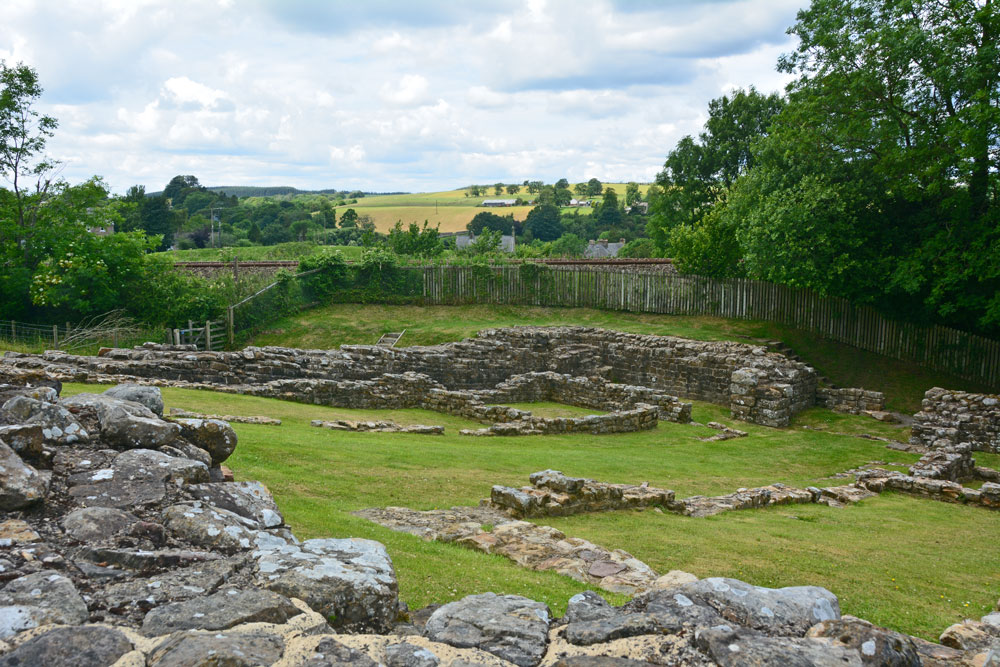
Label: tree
xmin=555 ymin=178 xmax=569 ymax=190
xmin=647 ymin=87 xmax=785 ymax=252
xmin=0 ymin=61 xmax=58 ymax=264
xmin=162 ymin=175 xmax=200 ymax=204
xmin=625 ymin=182 xmax=641 ymax=207
xmin=524 ymin=204 xmax=562 ymax=241
xmin=248 ymin=221 xmax=262 ymax=244
xmin=574 ymin=182 xmax=588 ymax=196
xmin=506 ymin=184 xmax=520 ymax=195
xmin=468 ymin=211 xmax=513 ymax=235
xmin=290 ymin=219 xmax=310 ymax=241
xmin=387 ymin=221 xmax=442 ymax=257
xmin=596 ymin=187 xmax=622 ymax=227
xmin=761 ymin=0 xmax=1000 ymax=331
xmin=339 ymin=208 xmax=359 ymax=228
xmin=549 ymin=232 xmax=586 ymax=257
xmin=493 ymin=183 xmax=504 ymax=195
xmin=526 ymin=180 xmax=544 ymax=194
xmin=586 ymin=178 xmax=603 ymax=196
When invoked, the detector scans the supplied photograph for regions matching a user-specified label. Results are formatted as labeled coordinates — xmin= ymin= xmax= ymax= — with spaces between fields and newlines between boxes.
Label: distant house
xmin=481 ymin=199 xmax=517 ymax=207
xmin=454 ymin=231 xmax=516 ymax=253
xmin=624 ymin=202 xmax=649 ymax=215
xmin=88 ymin=223 xmax=115 ymax=237
xmin=584 ymin=238 xmax=626 ymax=258
xmin=569 ymin=199 xmax=592 ymax=207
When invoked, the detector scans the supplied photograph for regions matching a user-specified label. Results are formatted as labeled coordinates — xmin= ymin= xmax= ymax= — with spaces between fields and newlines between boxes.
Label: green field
xmin=327 ymin=183 xmax=647 ymax=233
xmin=59 ymin=381 xmax=1000 ymax=640
xmin=247 ymin=303 xmax=992 ymax=413
xmin=160 ymin=242 xmax=363 ymax=262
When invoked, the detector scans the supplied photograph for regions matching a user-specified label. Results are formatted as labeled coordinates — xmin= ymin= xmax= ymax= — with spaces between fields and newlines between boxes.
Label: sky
xmin=2 ymin=0 xmax=804 ymax=194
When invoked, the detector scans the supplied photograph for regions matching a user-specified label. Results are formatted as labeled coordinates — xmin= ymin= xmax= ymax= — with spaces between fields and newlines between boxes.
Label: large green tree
xmin=647 ymin=87 xmax=785 ymax=251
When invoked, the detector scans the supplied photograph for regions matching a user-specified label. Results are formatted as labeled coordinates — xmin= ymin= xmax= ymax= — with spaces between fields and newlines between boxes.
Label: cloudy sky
xmin=3 ymin=0 xmax=804 ymax=194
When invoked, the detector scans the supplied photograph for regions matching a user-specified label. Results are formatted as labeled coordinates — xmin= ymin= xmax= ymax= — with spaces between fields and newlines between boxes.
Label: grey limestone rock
xmin=679 ymin=577 xmax=840 ymax=637
xmin=386 ymin=641 xmax=441 ymax=667
xmin=64 ymin=393 xmax=179 ymax=449
xmin=0 ymin=425 xmax=43 ymax=459
xmin=807 ymin=617 xmax=921 ymax=666
xmin=161 ymin=501 xmax=286 ymax=554
xmin=551 ymin=659 xmax=656 ymax=667
xmin=148 ymin=630 xmax=285 ymax=667
xmin=141 ymin=587 xmax=300 ymax=636
xmin=174 ymin=418 xmax=237 ymax=465
xmin=424 ymin=592 xmax=551 ymax=667
xmin=255 ymin=537 xmax=398 ymax=633
xmin=72 ymin=546 xmax=223 ymax=574
xmin=0 ymin=625 xmax=133 ymax=667
xmin=2 ymin=395 xmax=88 ymax=444
xmin=563 ymin=590 xmax=617 ymax=624
xmin=0 ymin=440 xmax=48 ymax=511
xmin=62 ymin=506 xmax=139 ymax=542
xmin=103 ymin=383 xmax=165 ymax=416
xmin=187 ymin=481 xmax=284 ymax=527
xmin=301 ymin=637 xmax=378 ymax=666
xmin=68 ymin=448 xmax=209 ymax=509
xmin=0 ymin=571 xmax=89 ymax=639
xmin=695 ymin=625 xmax=863 ymax=666
xmin=100 ymin=557 xmax=243 ymax=611
xmin=563 ymin=612 xmax=683 ymax=646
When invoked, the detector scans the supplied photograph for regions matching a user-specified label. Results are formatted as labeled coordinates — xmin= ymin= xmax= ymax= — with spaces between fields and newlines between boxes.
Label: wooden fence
xmin=417 ymin=265 xmax=1000 ymax=388
xmin=168 ymin=320 xmax=226 ymax=351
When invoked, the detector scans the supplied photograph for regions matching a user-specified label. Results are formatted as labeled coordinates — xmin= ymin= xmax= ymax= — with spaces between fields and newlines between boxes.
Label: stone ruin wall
xmin=816 ymin=387 xmax=886 ymax=415
xmin=1 ymin=326 xmax=852 ymax=427
xmin=910 ymin=387 xmax=1000 ymax=453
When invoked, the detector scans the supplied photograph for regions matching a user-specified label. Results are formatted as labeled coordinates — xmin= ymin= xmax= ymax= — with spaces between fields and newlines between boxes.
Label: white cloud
xmin=379 ymin=74 xmax=431 ymax=107
xmin=162 ymin=77 xmax=228 ymax=109
xmin=2 ymin=0 xmax=805 ymax=192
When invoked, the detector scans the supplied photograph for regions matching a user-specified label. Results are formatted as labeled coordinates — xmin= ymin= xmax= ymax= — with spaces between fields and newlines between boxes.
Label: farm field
xmin=160 ymin=242 xmax=363 ymax=262
xmin=318 ymin=183 xmax=649 ymax=233
xmin=58 ymin=381 xmax=1000 ymax=640
xmin=247 ymin=303 xmax=992 ymax=413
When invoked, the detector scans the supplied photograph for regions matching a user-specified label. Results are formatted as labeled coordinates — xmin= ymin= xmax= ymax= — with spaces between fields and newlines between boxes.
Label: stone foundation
xmin=816 ymin=387 xmax=886 ymax=414
xmin=2 ymin=326 xmax=831 ymax=427
xmin=910 ymin=387 xmax=1000 ymax=453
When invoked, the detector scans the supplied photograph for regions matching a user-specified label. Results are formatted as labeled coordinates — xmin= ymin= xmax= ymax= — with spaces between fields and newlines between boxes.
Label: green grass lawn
xmin=247 ymin=303 xmax=994 ymax=413
xmin=61 ymin=382 xmax=1000 ymax=639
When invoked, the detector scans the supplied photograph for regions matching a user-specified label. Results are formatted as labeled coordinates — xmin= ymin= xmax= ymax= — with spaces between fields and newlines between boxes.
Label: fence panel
xmin=401 ymin=265 xmax=999 ymax=387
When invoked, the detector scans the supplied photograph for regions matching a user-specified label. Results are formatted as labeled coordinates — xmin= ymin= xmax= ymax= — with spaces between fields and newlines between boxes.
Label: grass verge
xmin=60 ymin=382 xmax=1000 ymax=637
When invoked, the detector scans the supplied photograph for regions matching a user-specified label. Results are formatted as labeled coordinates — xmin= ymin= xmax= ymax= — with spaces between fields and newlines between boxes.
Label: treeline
xmin=203 ymin=186 xmax=369 ymax=198
xmin=462 ymin=181 xmax=655 ymax=258
xmin=647 ymin=0 xmax=999 ymax=337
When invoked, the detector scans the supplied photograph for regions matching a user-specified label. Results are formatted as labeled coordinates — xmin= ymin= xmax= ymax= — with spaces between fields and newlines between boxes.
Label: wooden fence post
xmin=52 ymin=325 xmax=58 ymax=349
xmin=173 ymin=328 xmax=181 ymax=346
xmin=205 ymin=320 xmax=212 ymax=351
xmin=227 ymin=306 xmax=234 ymax=347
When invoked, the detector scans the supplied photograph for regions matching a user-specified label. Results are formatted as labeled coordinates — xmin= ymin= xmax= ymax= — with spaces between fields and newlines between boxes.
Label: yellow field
xmin=337 ymin=183 xmax=651 ymax=233
xmin=350 ymin=204 xmax=535 ymax=233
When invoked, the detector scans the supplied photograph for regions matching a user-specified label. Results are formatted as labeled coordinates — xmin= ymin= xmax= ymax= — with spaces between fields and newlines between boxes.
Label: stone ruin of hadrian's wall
xmin=0 ymin=326 xmax=853 ymax=427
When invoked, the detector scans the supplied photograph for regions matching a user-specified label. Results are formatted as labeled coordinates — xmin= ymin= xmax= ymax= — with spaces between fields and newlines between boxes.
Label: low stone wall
xmin=1 ymin=326 xmax=824 ymax=426
xmin=465 ymin=405 xmax=660 ymax=436
xmin=232 ymin=373 xmax=670 ymax=436
xmin=490 ymin=470 xmax=675 ymax=517
xmin=475 ymin=371 xmax=692 ymax=423
xmin=859 ymin=471 xmax=1000 ymax=509
xmin=910 ymin=387 xmax=1000 ymax=453
xmin=816 ymin=387 xmax=886 ymax=414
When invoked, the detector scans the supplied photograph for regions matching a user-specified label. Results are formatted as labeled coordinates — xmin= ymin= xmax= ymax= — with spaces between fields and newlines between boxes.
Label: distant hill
xmin=206 ymin=186 xmax=341 ymax=197
xmin=203 ymin=186 xmax=411 ymax=198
